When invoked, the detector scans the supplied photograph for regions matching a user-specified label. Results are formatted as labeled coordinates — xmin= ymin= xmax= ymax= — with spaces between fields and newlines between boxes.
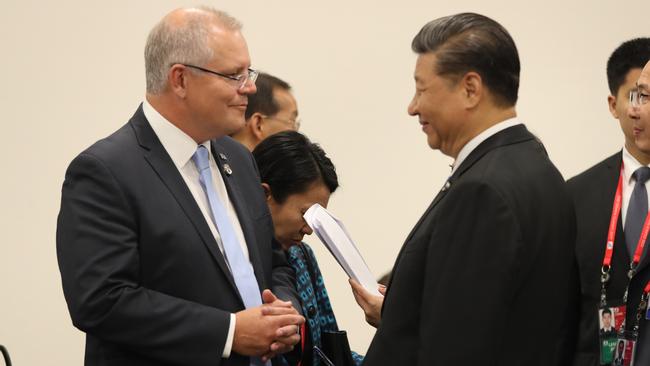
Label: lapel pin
xmin=219 ymin=153 xmax=228 ymax=161
xmin=223 ymin=163 xmax=233 ymax=176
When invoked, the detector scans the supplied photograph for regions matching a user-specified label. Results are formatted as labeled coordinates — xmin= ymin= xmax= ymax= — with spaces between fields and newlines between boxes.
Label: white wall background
xmin=1 ymin=0 xmax=648 ymax=364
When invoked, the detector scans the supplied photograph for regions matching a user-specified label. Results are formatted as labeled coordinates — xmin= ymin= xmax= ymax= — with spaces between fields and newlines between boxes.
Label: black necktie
xmin=625 ymin=167 xmax=650 ymax=257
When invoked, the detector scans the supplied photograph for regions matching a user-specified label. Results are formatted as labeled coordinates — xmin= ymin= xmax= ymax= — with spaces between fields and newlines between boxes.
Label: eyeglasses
xmin=180 ymin=63 xmax=258 ymax=90
xmin=629 ymin=88 xmax=649 ymax=108
xmin=261 ymin=115 xmax=301 ymax=130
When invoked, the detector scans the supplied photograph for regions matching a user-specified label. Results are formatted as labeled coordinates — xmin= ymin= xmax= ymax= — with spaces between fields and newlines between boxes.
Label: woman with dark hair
xmin=253 ymin=131 xmax=362 ymax=366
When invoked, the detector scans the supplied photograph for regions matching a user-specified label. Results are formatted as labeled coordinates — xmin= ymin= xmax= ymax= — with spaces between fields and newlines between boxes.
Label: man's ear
xmin=607 ymin=95 xmax=619 ymax=119
xmin=249 ymin=113 xmax=265 ymax=141
xmin=460 ymin=71 xmax=482 ymax=109
xmin=261 ymin=182 xmax=272 ymax=201
xmin=169 ymin=64 xmax=189 ymax=98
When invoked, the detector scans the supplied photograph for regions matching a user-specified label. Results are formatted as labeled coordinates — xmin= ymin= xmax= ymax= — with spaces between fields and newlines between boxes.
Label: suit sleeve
xmin=416 ymin=180 xmax=522 ymax=365
xmin=270 ymin=239 xmax=302 ymax=313
xmin=56 ymin=153 xmax=230 ymax=366
xmin=244 ymin=146 xmax=302 ymax=313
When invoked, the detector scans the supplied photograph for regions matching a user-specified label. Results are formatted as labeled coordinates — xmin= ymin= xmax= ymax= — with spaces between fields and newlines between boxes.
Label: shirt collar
xmin=451 ymin=117 xmax=522 ymax=175
xmin=622 ymin=146 xmax=646 ymax=184
xmin=143 ymin=100 xmax=210 ymax=170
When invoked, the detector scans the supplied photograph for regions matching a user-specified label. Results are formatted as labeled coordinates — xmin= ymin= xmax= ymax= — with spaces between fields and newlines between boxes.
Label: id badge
xmin=610 ymin=332 xmax=637 ymax=366
xmin=598 ymin=304 xmax=626 ymax=365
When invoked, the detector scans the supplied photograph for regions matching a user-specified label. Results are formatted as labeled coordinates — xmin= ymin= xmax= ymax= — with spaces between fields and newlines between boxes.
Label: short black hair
xmin=252 ymin=131 xmax=338 ymax=204
xmin=606 ymin=38 xmax=650 ymax=96
xmin=245 ymin=72 xmax=291 ymax=120
xmin=411 ymin=12 xmax=520 ymax=107
xmin=601 ymin=308 xmax=612 ymax=316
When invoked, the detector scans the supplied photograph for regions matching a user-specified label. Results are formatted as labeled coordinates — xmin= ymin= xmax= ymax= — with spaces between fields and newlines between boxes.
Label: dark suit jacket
xmin=56 ymin=105 xmax=299 ymax=366
xmin=568 ymin=152 xmax=650 ymax=366
xmin=362 ymin=125 xmax=578 ymax=366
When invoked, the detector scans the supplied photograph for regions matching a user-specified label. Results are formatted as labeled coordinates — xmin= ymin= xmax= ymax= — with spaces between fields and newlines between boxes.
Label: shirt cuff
xmin=222 ymin=313 xmax=236 ymax=358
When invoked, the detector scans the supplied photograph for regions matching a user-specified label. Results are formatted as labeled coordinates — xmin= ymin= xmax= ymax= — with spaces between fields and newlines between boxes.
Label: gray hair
xmin=145 ymin=6 xmax=242 ymax=94
xmin=412 ymin=12 xmax=520 ymax=106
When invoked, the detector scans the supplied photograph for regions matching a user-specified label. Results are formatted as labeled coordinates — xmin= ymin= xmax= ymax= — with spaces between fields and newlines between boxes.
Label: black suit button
xmin=308 ymin=306 xmax=316 ymax=317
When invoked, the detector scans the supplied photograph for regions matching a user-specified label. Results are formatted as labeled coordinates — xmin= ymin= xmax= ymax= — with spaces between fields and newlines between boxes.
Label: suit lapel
xmin=129 ymin=105 xmax=241 ymax=300
xmin=210 ymin=140 xmax=266 ymax=292
xmin=388 ymin=125 xmax=535 ymax=297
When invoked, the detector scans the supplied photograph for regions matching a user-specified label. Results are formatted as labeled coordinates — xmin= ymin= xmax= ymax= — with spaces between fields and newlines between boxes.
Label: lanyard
xmin=631 ymin=280 xmax=650 ymax=336
xmin=601 ymin=164 xmax=650 ymax=305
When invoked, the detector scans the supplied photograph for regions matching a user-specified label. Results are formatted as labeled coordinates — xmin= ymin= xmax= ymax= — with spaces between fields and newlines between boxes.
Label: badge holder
xmin=596 ymin=167 xmax=650 ymax=365
xmin=608 ymin=283 xmax=650 ymax=366
xmin=599 ymin=266 xmax=628 ymax=365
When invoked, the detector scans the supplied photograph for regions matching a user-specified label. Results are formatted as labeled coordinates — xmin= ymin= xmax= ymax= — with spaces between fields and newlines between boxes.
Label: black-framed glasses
xmin=180 ymin=63 xmax=258 ymax=90
xmin=261 ymin=115 xmax=301 ymax=130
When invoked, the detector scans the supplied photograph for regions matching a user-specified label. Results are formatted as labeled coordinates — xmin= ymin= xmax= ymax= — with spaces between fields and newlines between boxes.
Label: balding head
xmin=145 ymin=6 xmax=241 ymax=94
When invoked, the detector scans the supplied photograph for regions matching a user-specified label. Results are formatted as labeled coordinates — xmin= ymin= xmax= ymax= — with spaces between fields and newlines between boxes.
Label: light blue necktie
xmin=193 ymin=146 xmax=269 ymax=366
xmin=192 ymin=145 xmax=262 ymax=309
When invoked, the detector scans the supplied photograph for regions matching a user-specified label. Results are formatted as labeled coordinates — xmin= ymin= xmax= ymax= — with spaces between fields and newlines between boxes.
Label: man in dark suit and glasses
xmin=56 ymin=6 xmax=303 ymax=366
xmin=567 ymin=38 xmax=650 ymax=366
xmin=352 ymin=12 xmax=577 ymax=366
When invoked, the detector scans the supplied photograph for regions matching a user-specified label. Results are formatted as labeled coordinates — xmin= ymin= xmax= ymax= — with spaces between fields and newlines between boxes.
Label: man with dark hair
xmin=599 ymin=308 xmax=615 ymax=338
xmin=567 ymin=38 xmax=650 ymax=366
xmin=351 ymin=12 xmax=577 ymax=366
xmin=231 ymin=72 xmax=299 ymax=151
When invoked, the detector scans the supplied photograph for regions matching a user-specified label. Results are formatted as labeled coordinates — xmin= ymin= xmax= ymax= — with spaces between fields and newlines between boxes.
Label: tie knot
xmin=192 ymin=145 xmax=210 ymax=172
xmin=633 ymin=166 xmax=650 ymax=184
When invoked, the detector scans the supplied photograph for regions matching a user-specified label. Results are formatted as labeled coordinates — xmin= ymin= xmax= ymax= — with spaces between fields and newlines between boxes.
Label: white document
xmin=303 ymin=203 xmax=380 ymax=296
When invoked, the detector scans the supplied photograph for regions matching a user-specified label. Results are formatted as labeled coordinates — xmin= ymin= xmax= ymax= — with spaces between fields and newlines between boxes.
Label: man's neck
xmin=447 ymin=107 xmax=517 ymax=158
xmin=625 ymin=141 xmax=650 ymax=166
xmin=147 ymin=93 xmax=206 ymax=144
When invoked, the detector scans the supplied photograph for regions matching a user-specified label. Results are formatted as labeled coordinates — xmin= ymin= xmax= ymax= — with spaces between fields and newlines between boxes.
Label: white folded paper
xmin=303 ymin=203 xmax=380 ymax=296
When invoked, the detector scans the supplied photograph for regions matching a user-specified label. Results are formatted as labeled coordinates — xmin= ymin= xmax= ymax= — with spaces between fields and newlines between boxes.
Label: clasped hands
xmin=233 ymin=289 xmax=304 ymax=362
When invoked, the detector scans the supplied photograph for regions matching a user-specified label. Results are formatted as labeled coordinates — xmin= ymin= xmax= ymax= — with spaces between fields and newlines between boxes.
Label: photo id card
xmin=610 ymin=336 xmax=636 ymax=366
xmin=598 ymin=304 xmax=626 ymax=365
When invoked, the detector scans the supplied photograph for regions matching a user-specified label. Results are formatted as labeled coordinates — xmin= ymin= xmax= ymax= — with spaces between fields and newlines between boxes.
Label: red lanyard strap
xmin=603 ymin=169 xmax=624 ymax=269
xmin=602 ymin=165 xmax=650 ymax=274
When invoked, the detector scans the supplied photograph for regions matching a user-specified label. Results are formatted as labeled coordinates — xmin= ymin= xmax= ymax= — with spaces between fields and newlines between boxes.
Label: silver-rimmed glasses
xmin=261 ymin=115 xmax=301 ymax=130
xmin=180 ymin=63 xmax=258 ymax=90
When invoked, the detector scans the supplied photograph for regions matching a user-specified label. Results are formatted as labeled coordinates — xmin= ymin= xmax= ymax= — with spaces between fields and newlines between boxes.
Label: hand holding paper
xmin=303 ymin=204 xmax=380 ymax=296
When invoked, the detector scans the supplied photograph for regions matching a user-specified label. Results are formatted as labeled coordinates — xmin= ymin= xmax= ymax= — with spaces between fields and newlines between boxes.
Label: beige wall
xmin=1 ymin=0 xmax=648 ymax=364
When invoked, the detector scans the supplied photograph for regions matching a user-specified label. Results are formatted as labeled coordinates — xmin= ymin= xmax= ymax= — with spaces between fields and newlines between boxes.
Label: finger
xmin=261 ymin=352 xmax=276 ymax=362
xmin=267 ymin=299 xmax=293 ymax=308
xmin=378 ymin=285 xmax=387 ymax=296
xmin=272 ymin=334 xmax=300 ymax=349
xmin=262 ymin=289 xmax=277 ymax=304
xmin=276 ymin=324 xmax=300 ymax=338
xmin=350 ymin=280 xmax=373 ymax=305
xmin=271 ymin=314 xmax=305 ymax=327
xmin=261 ymin=305 xmax=299 ymax=316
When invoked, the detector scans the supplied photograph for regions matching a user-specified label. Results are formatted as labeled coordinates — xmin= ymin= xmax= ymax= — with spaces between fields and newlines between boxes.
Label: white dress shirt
xmin=450 ymin=117 xmax=523 ymax=176
xmin=143 ymin=100 xmax=244 ymax=358
xmin=621 ymin=147 xmax=650 ymax=227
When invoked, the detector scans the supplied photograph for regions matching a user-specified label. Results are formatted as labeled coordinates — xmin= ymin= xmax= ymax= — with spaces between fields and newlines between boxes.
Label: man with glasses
xmin=567 ymin=38 xmax=650 ymax=366
xmin=625 ymin=58 xmax=650 ymax=365
xmin=231 ymin=73 xmax=300 ymax=151
xmin=56 ymin=6 xmax=303 ymax=366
